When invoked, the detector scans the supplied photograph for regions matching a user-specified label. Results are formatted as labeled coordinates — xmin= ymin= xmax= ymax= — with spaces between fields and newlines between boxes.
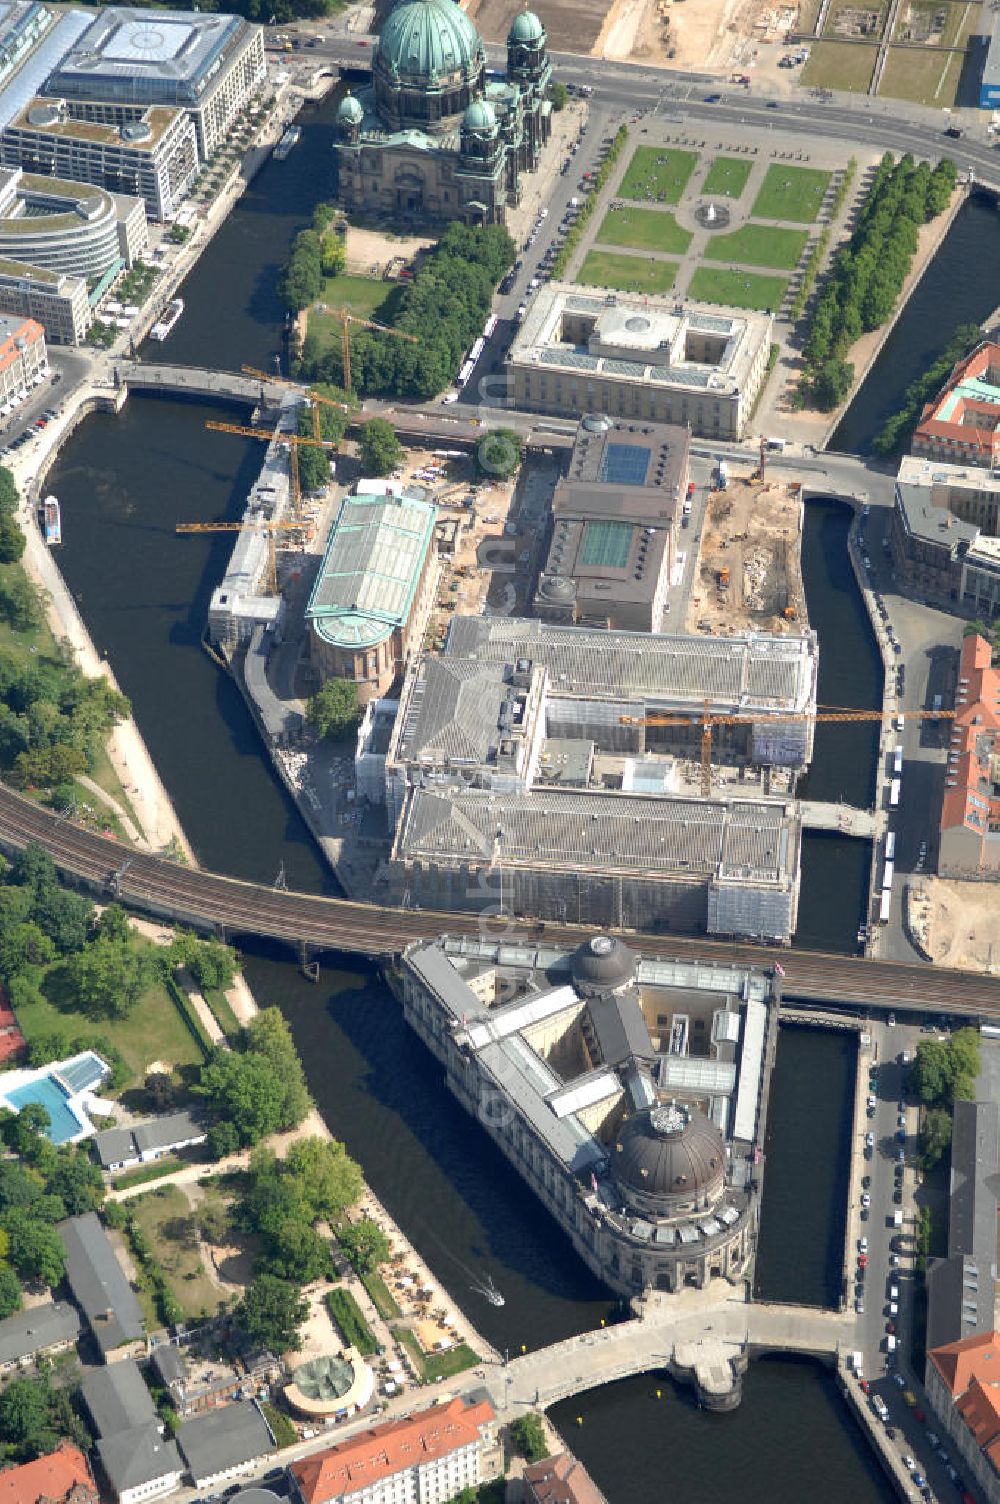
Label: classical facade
xmin=401 ymin=933 xmax=767 ymax=1297
xmin=334 ymin=0 xmax=551 ymax=225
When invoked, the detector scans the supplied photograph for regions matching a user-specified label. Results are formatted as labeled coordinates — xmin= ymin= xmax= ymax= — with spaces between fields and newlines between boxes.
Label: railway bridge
xmin=0 ymin=786 xmax=998 ymax=1016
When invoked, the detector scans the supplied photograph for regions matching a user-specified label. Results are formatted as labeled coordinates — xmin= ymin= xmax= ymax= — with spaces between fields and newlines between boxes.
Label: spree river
xmin=39 ymin=88 xmax=956 ymax=1500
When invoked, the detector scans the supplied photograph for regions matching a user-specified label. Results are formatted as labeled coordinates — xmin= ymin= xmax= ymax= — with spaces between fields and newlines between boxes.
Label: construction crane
xmin=205 ymin=418 xmax=334 ymax=514
xmin=240 ymin=366 xmax=353 ymax=445
xmin=330 ymin=308 xmax=419 ymax=394
xmin=175 ymin=517 xmax=306 ymax=596
xmin=620 ymin=704 xmax=958 ymax=797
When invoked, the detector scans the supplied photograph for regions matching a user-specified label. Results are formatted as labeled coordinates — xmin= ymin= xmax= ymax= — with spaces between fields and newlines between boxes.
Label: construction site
xmin=686 ymin=451 xmax=806 ymax=638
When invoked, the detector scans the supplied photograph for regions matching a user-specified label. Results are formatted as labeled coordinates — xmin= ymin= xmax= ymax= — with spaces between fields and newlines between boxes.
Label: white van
xmin=886 ymin=1335 xmax=897 ymax=1353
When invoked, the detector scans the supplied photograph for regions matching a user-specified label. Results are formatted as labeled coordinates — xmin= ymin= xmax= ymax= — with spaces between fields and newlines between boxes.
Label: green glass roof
xmin=580 ymin=519 xmax=632 ymax=569
xmin=306 ymin=490 xmax=437 ymax=650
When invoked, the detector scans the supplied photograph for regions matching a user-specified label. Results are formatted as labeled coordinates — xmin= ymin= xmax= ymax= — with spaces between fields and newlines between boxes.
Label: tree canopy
xmin=909 ymin=1028 xmax=981 ymax=1106
xmin=510 ymin=1414 xmax=548 ymax=1463
xmin=0 ymin=1372 xmax=89 ymax=1463
xmin=197 ymin=1007 xmax=311 ymax=1153
xmin=297 ymin=389 xmax=352 ymax=494
xmin=237 ymin=1274 xmax=310 ymax=1355
xmin=358 ymin=418 xmax=403 ymax=477
xmin=306 ymin=679 xmax=360 ymax=741
xmin=336 ymin=1216 xmax=391 ymax=1275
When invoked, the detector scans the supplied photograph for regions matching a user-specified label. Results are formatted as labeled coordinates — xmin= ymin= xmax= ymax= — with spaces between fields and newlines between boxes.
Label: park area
xmin=751 ymin=164 xmax=832 ymax=222
xmin=702 ymin=156 xmax=753 ymax=199
xmin=618 ymin=146 xmax=697 ymax=203
xmin=577 ymin=250 xmax=677 ymax=292
xmin=306 ymin=273 xmax=391 ymax=363
xmin=687 ymin=266 xmax=789 ymax=311
xmin=595 ymin=206 xmax=692 ymax=255
xmin=703 ymin=224 xmax=807 ymax=269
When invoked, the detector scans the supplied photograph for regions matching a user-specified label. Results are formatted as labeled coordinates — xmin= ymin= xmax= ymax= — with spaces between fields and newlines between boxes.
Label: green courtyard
xmin=618 ymin=146 xmax=698 ymax=204
xmin=307 ymin=273 xmax=391 ymax=360
xmin=687 ymin=266 xmax=789 ymax=311
xmin=702 ymin=224 xmax=808 ymax=270
xmin=595 ymin=206 xmax=693 ymax=256
xmin=751 ymin=164 xmax=832 ymax=222
xmin=701 ymin=156 xmax=753 ymax=199
xmin=577 ymin=251 xmax=678 ymax=294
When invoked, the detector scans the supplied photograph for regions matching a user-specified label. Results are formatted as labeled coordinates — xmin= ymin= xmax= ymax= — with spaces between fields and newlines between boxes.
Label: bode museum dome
xmin=335 ymin=0 xmax=552 ymax=224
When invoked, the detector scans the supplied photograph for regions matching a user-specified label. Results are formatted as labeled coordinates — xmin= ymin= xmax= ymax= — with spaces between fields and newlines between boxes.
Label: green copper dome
xmin=508 ymin=8 xmax=545 ymax=43
xmin=338 ymin=92 xmax=364 ymax=123
xmin=377 ymin=0 xmax=484 ymax=83
xmin=463 ymin=96 xmax=497 ymax=132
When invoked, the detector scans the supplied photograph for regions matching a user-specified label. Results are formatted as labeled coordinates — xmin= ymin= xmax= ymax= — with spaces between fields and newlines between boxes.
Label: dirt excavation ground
xmin=686 ymin=471 xmax=806 ymax=635
xmin=909 ymin=877 xmax=1000 ymax=974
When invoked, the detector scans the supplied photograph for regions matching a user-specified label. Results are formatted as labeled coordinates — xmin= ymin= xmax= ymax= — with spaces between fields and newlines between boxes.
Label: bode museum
xmin=335 ymin=0 xmax=552 ymax=224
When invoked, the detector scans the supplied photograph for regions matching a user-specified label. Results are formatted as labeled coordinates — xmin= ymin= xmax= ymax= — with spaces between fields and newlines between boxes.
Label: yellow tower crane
xmin=240 ymin=366 xmax=354 ymax=444
xmin=204 ymin=419 xmax=335 ymax=515
xmin=331 ymin=308 xmax=419 ymax=393
xmin=175 ymin=518 xmax=305 ymax=596
xmin=620 ymin=704 xmax=958 ymax=797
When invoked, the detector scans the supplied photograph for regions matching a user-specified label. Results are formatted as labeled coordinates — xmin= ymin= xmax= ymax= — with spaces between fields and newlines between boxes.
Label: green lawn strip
xmin=16 ymin=958 xmax=203 ymax=1090
xmin=111 ymin=1156 xmax=185 ymax=1192
xmin=260 ymin=1401 xmax=297 ymax=1448
xmin=686 ymin=266 xmax=789 ymax=311
xmin=361 ymin=1269 xmax=402 ymax=1321
xmin=595 ymin=206 xmax=692 ymax=255
xmin=393 ymin=1324 xmax=478 ymax=1383
xmin=576 ymin=251 xmax=677 ymax=294
xmin=876 ymin=44 xmax=963 ymax=105
xmin=326 ymin=1288 xmax=379 ymax=1355
xmin=201 ymin=986 xmax=241 ymax=1038
xmin=129 ymin=1185 xmax=219 ymax=1321
xmin=618 ymin=145 xmax=698 ymax=204
xmin=751 ymin=164 xmax=832 ymax=222
xmin=701 ymin=223 xmax=808 ymax=270
xmin=702 ymin=156 xmax=753 ymax=199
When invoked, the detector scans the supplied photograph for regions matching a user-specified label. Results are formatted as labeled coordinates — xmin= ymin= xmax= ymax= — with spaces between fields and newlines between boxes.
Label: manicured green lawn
xmin=594 ymin=206 xmax=693 ymax=255
xmin=751 ymin=164 xmax=832 ymax=222
xmin=360 ymin=1269 xmax=402 ymax=1321
xmin=618 ymin=146 xmax=698 ymax=204
xmin=15 ymin=955 xmax=203 ymax=1090
xmin=308 ymin=274 xmax=390 ymax=355
xmin=130 ymin=1185 xmax=219 ymax=1321
xmin=576 ymin=250 xmax=678 ymax=294
xmin=702 ymin=157 xmax=753 ymax=199
xmin=393 ymin=1325 xmax=478 ymax=1383
xmin=327 ymin=1288 xmax=378 ymax=1355
xmin=702 ymin=223 xmax=808 ymax=270
xmin=686 ymin=266 xmax=789 ymax=311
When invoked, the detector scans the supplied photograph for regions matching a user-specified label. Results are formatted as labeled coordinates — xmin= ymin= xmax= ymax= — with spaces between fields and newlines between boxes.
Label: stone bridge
xmin=799 ymin=800 xmax=877 ymax=838
xmin=113 ymin=360 xmax=289 ymax=409
xmin=478 ymin=1289 xmax=854 ymax=1413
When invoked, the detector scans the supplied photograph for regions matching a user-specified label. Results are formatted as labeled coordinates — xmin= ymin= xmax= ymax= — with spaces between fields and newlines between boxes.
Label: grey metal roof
xmin=97 ymin=1423 xmax=182 ymax=1494
xmin=82 ymin=1359 xmax=156 ymax=1437
xmin=395 ymin=656 xmax=512 ymax=764
xmin=176 ymin=1402 xmax=274 ymax=1484
xmin=93 ymin=1110 xmax=205 ymax=1170
xmin=150 ymin=1342 xmax=187 ymax=1388
xmin=0 ymin=10 xmax=93 ymax=133
xmin=948 ymin=1099 xmax=999 ymax=1260
xmin=586 ymin=990 xmax=653 ymax=1068
xmin=44 ymin=9 xmax=250 ymax=101
xmin=445 ymin=615 xmax=817 ymax=714
xmin=395 ymin=786 xmax=796 ymax=884
xmin=894 ymin=478 xmax=977 ymax=554
xmin=0 ymin=1300 xmax=79 ymax=1366
xmin=58 ymin=1213 xmax=144 ymax=1357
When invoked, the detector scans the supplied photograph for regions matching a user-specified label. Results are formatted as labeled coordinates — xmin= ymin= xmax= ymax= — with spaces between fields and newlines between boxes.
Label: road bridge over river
xmin=479 ymin=1289 xmax=854 ymax=1412
xmin=0 ymin=785 xmax=997 ymax=1015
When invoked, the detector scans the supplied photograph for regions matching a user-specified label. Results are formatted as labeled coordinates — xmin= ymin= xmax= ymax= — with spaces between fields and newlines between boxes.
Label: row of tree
xmin=872 ymin=322 xmax=983 ymax=455
xmin=800 ymin=154 xmax=957 ymax=411
xmin=297 ymin=223 xmax=515 ymax=399
xmin=911 ymin=1027 xmax=981 ymax=1170
xmin=278 ymin=202 xmax=345 ymax=315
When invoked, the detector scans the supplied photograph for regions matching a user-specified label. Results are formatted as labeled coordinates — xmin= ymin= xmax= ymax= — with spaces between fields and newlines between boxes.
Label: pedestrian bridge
xmin=113 ymin=360 xmax=289 ymax=409
xmin=480 ymin=1290 xmax=854 ymax=1412
xmin=799 ymin=800 xmax=877 ymax=838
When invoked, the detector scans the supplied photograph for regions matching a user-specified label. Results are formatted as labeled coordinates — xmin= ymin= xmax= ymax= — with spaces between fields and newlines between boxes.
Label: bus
xmin=483 ymin=315 xmax=498 ymax=339
xmin=457 ymin=359 xmax=475 ymax=388
xmin=879 ymin=889 xmax=892 ymax=924
xmin=889 ymin=778 xmax=901 ymax=808
xmin=885 ymin=831 xmax=896 ymax=861
xmin=882 ymin=860 xmax=894 ymax=891
xmin=467 ymin=337 xmax=486 ymax=366
xmin=892 ymin=746 xmax=903 ymax=776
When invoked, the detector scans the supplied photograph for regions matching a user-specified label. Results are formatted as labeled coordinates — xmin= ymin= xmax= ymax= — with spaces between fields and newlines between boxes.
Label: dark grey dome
xmin=571 ymin=934 xmax=636 ymax=995
xmin=538 ymin=574 xmax=576 ymax=603
xmin=613 ymin=1103 xmax=725 ymax=1206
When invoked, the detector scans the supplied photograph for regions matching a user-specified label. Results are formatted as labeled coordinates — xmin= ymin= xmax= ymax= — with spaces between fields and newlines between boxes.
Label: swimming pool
xmin=6 ymin=1078 xmax=84 ymax=1144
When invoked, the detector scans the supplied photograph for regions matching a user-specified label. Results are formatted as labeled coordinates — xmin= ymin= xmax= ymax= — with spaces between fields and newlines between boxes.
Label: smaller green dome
xmin=338 ymin=93 xmax=364 ymax=124
xmin=463 ymin=97 xmax=497 ymax=132
xmin=508 ymin=8 xmax=545 ymax=43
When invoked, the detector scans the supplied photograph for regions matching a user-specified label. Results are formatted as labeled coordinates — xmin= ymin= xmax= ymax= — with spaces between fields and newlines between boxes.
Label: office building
xmin=3 ymin=99 xmax=198 ymax=221
xmin=507 ymin=285 xmax=772 ymax=439
xmin=0 ymin=257 xmax=89 ymax=342
xmin=0 ymin=167 xmax=146 ymax=279
xmin=938 ymin=633 xmax=1000 ymax=876
xmin=911 ymin=341 xmax=1000 ymax=467
xmin=891 ymin=456 xmax=1000 ymax=618
xmin=43 ymin=9 xmax=266 ymax=160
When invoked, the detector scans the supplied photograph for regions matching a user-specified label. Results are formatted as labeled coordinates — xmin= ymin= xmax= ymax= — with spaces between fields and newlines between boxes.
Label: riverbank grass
xmin=594 ymin=207 xmax=692 ymax=255
xmin=687 ymin=266 xmax=788 ymax=311
xmin=130 ymin=1185 xmax=219 ymax=1322
xmin=702 ymin=224 xmax=808 ymax=270
xmin=14 ymin=950 xmax=203 ymax=1089
xmin=618 ymin=146 xmax=697 ymax=204
xmin=701 ymin=157 xmax=753 ymax=199
xmin=393 ymin=1325 xmax=478 ymax=1383
xmin=751 ymin=165 xmax=832 ymax=223
xmin=576 ymin=250 xmax=678 ymax=294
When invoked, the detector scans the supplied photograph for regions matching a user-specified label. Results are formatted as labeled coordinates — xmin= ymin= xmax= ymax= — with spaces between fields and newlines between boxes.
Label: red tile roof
xmin=0 ymin=1447 xmax=96 ymax=1504
xmin=290 ymin=1397 xmax=496 ymax=1504
xmin=929 ymin=1330 xmax=1000 ymax=1397
xmin=956 ymin=1377 xmax=1000 ymax=1451
xmin=939 ymin=635 xmax=1000 ymax=846
xmin=913 ymin=343 xmax=1000 ymax=464
xmin=0 ymin=317 xmax=43 ymax=375
xmin=524 ymin=1453 xmax=609 ymax=1504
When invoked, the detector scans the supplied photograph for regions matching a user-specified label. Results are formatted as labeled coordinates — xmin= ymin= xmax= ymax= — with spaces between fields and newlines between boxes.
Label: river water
xmin=39 ymin=88 xmax=957 ymax=1500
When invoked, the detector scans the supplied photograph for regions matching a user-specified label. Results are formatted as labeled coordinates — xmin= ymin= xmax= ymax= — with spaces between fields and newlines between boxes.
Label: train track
xmin=0 ymin=785 xmax=998 ymax=1015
